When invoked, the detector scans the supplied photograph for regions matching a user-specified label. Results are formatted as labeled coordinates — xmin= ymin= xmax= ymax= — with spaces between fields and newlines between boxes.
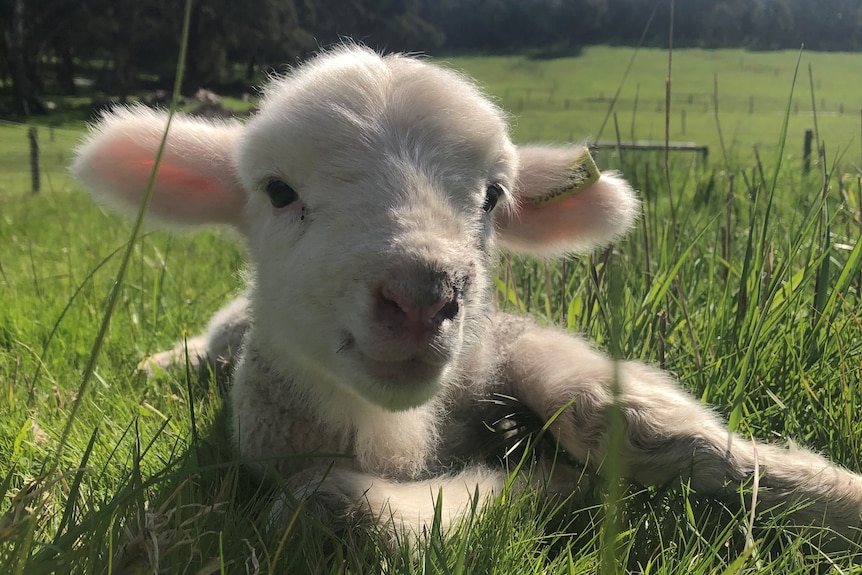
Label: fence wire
xmin=0 ymin=121 xmax=84 ymax=195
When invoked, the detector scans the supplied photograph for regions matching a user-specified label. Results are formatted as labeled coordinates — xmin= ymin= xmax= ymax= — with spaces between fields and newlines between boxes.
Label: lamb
xmin=72 ymin=44 xmax=862 ymax=547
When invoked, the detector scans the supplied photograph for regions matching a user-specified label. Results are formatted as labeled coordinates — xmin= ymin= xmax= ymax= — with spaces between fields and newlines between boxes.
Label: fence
xmin=496 ymin=86 xmax=859 ymax=118
xmin=0 ymin=121 xmax=83 ymax=194
xmin=593 ymin=140 xmax=709 ymax=163
xmin=0 ymin=109 xmax=850 ymax=195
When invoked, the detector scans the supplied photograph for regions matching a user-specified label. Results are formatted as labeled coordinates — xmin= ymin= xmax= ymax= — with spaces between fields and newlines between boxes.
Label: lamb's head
xmin=72 ymin=45 xmax=639 ymax=411
xmin=234 ymin=48 xmax=520 ymax=409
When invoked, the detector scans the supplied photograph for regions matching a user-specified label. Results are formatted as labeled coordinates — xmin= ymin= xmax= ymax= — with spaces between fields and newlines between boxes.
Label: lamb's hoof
xmin=137 ymin=351 xmax=175 ymax=377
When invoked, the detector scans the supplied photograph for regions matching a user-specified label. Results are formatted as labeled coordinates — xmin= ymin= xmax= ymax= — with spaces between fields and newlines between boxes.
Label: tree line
xmin=2 ymin=0 xmax=861 ymax=115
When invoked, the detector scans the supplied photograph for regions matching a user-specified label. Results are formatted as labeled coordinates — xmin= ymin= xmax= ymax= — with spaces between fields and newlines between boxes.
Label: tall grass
xmin=1 ymin=24 xmax=862 ymax=575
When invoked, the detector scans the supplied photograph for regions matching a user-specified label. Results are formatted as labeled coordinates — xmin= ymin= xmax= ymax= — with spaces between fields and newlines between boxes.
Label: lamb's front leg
xmin=504 ymin=324 xmax=862 ymax=541
xmin=139 ymin=293 xmax=250 ymax=388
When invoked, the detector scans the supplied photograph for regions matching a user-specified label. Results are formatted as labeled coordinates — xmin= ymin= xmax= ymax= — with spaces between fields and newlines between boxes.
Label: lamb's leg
xmin=504 ymin=324 xmax=862 ymax=541
xmin=273 ymin=466 xmax=508 ymax=540
xmin=139 ymin=293 xmax=250 ymax=389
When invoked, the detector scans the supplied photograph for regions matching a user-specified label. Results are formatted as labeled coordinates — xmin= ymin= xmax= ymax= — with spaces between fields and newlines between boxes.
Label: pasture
xmin=1 ymin=46 xmax=862 ymax=573
xmin=450 ymin=47 xmax=862 ymax=169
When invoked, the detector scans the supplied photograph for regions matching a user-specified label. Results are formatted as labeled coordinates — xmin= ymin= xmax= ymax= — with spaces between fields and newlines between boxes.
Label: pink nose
xmin=377 ymin=285 xmax=459 ymax=341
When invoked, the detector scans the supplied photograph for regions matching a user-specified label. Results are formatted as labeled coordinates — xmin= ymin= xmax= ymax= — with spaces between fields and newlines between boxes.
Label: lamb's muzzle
xmin=376 ymin=268 xmax=462 ymax=343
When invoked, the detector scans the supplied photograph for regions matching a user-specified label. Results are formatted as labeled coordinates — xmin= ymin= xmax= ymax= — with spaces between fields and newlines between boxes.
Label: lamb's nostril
xmin=380 ymin=286 xmax=417 ymax=321
xmin=432 ymin=299 xmax=459 ymax=324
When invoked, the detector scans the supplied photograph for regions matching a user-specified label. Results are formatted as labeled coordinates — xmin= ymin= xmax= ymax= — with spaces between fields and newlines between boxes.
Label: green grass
xmin=2 ymin=46 xmax=862 ymax=573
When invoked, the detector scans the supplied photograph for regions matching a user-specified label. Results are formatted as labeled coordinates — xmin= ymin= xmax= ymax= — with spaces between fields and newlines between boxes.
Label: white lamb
xmin=72 ymin=45 xmax=862 ymax=545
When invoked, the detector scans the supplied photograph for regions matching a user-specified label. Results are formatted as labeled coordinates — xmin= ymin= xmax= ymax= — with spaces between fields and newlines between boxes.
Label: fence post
xmin=28 ymin=126 xmax=40 ymax=194
xmin=803 ymin=129 xmax=813 ymax=174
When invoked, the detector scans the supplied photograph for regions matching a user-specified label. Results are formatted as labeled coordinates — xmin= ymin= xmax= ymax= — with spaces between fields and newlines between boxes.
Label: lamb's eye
xmin=482 ymin=183 xmax=504 ymax=213
xmin=265 ymin=180 xmax=299 ymax=208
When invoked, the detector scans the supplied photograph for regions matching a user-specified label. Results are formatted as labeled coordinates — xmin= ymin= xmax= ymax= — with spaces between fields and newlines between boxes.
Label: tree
xmin=7 ymin=0 xmax=862 ymax=117
xmin=306 ymin=0 xmax=443 ymax=54
xmin=2 ymin=0 xmax=46 ymax=114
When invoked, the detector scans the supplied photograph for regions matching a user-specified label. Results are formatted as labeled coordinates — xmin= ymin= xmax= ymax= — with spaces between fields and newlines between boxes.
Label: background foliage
xmin=3 ymin=0 xmax=862 ymax=114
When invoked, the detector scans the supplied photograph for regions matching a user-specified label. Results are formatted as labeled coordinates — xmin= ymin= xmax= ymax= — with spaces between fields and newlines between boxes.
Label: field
xmin=449 ymin=47 xmax=862 ymax=169
xmin=1 ymin=47 xmax=862 ymax=573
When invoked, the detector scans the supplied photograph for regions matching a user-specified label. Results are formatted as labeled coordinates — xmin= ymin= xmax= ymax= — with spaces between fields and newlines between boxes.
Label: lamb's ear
xmin=496 ymin=144 xmax=639 ymax=257
xmin=72 ymin=106 xmax=245 ymax=227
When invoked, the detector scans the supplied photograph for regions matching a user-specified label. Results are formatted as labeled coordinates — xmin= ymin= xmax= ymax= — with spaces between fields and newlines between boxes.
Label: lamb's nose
xmin=376 ymin=284 xmax=460 ymax=342
xmin=380 ymin=285 xmax=459 ymax=325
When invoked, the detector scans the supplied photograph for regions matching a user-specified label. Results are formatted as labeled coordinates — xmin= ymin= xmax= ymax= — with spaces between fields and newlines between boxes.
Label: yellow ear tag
xmin=529 ymin=148 xmax=601 ymax=208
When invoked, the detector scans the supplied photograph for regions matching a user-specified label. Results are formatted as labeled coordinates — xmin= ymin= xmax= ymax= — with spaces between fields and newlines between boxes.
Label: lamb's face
xmin=236 ymin=49 xmax=518 ymax=410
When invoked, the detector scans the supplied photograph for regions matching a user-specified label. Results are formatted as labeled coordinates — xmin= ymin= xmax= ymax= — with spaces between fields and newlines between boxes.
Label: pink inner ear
xmin=507 ymin=192 xmax=593 ymax=245
xmin=499 ymin=175 xmax=638 ymax=257
xmin=90 ymin=142 xmax=242 ymax=226
xmin=134 ymin=158 xmax=226 ymax=196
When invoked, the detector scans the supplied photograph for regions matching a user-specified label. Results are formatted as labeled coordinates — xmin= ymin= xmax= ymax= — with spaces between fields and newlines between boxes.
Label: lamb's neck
xmin=245 ymin=334 xmax=441 ymax=479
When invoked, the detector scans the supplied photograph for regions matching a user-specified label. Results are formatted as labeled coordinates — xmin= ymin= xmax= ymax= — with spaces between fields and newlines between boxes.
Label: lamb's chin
xmin=344 ymin=354 xmax=445 ymax=411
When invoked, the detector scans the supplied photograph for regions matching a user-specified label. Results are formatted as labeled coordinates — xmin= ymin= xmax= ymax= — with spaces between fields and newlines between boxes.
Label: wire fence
xmin=0 ymin=120 xmax=83 ymax=195
xmin=495 ymin=86 xmax=859 ymax=117
xmin=2 ymin=86 xmax=859 ymax=196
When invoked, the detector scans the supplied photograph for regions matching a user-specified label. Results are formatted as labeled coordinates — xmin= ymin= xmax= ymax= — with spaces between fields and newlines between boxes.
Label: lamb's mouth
xmin=338 ymin=334 xmax=448 ymax=387
xmin=359 ymin=353 xmax=442 ymax=384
